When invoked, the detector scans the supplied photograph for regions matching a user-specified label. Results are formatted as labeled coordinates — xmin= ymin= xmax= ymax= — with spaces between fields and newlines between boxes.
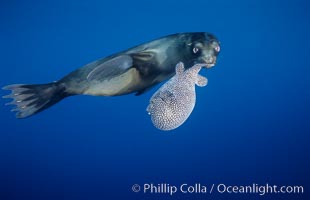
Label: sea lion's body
xmin=3 ymin=32 xmax=220 ymax=118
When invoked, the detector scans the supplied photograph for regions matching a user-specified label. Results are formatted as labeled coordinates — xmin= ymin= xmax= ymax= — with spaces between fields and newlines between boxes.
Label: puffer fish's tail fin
xmin=2 ymin=82 xmax=69 ymax=119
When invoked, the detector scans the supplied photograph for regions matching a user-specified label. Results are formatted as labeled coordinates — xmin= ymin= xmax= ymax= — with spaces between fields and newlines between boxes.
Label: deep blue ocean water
xmin=0 ymin=0 xmax=309 ymax=199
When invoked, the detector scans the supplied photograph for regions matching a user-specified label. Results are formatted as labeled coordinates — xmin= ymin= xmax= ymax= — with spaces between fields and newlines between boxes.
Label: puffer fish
xmin=3 ymin=32 xmax=220 ymax=118
xmin=146 ymin=62 xmax=208 ymax=131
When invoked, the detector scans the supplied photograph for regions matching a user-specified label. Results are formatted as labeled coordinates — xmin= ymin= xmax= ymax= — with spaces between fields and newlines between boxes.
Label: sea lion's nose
xmin=206 ymin=57 xmax=215 ymax=64
xmin=203 ymin=56 xmax=216 ymax=68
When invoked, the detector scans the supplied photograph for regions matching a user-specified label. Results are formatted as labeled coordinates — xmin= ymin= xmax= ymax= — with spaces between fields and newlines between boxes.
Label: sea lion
xmin=3 ymin=32 xmax=220 ymax=118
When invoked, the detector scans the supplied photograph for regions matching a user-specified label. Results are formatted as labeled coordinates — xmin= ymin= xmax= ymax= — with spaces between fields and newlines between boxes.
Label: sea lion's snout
xmin=203 ymin=39 xmax=220 ymax=68
xmin=203 ymin=56 xmax=216 ymax=68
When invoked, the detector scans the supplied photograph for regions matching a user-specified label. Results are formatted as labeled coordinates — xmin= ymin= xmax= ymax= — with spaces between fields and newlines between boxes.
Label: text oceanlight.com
xmin=131 ymin=183 xmax=304 ymax=196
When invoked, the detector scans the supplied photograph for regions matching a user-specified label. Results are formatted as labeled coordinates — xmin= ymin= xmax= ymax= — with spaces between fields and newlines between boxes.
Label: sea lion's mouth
xmin=202 ymin=57 xmax=216 ymax=68
xmin=205 ymin=63 xmax=215 ymax=68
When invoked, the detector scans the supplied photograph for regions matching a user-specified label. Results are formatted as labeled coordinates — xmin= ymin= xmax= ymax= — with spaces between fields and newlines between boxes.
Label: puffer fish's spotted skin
xmin=147 ymin=62 xmax=208 ymax=131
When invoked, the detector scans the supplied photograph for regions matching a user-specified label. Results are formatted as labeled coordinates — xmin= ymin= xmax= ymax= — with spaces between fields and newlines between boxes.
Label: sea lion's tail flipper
xmin=2 ymin=82 xmax=69 ymax=118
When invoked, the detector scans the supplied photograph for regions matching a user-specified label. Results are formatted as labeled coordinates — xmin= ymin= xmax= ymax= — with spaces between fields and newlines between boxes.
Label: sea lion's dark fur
xmin=3 ymin=32 xmax=220 ymax=118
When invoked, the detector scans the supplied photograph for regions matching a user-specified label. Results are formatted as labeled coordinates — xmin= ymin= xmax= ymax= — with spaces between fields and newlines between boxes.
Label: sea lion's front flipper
xmin=87 ymin=55 xmax=133 ymax=81
xmin=130 ymin=50 xmax=155 ymax=62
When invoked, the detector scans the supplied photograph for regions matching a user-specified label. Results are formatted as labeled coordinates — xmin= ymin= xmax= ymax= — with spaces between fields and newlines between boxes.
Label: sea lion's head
xmin=183 ymin=32 xmax=220 ymax=68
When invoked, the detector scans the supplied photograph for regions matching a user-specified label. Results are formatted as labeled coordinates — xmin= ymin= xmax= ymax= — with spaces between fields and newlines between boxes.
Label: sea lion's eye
xmin=193 ymin=47 xmax=199 ymax=54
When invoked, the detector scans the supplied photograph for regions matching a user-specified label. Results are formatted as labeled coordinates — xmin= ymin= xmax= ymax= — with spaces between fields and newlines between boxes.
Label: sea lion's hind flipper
xmin=87 ymin=55 xmax=133 ymax=81
xmin=2 ymin=83 xmax=69 ymax=118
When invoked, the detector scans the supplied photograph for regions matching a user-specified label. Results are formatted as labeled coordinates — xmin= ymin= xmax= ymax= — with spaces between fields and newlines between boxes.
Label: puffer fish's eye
xmin=214 ymin=45 xmax=220 ymax=53
xmin=193 ymin=47 xmax=199 ymax=54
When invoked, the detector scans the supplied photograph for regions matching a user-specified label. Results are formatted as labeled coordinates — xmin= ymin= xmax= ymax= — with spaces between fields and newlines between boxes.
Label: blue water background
xmin=0 ymin=0 xmax=309 ymax=199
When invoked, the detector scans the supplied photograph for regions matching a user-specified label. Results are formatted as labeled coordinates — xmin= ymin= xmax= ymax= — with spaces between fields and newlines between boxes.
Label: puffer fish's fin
xmin=175 ymin=62 xmax=185 ymax=75
xmin=2 ymin=83 xmax=68 ymax=118
xmin=196 ymin=74 xmax=208 ymax=87
xmin=87 ymin=55 xmax=133 ymax=81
